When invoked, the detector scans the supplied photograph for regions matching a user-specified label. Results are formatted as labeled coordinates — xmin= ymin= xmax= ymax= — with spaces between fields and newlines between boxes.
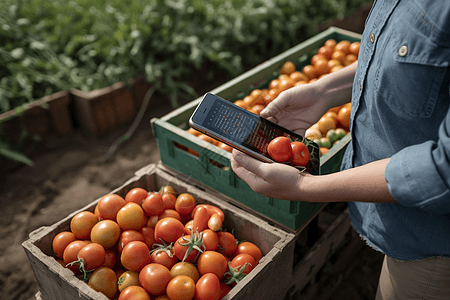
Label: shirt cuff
xmin=385 ymin=141 xmax=450 ymax=214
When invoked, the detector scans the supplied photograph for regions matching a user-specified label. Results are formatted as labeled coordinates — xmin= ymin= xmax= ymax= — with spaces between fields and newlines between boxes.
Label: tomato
xmin=289 ymin=141 xmax=310 ymax=166
xmin=267 ymin=136 xmax=292 ymax=162
xmin=125 ymin=187 xmax=149 ymax=205
xmin=88 ymin=267 xmax=118 ymax=299
xmin=208 ymin=213 xmax=223 ymax=231
xmin=103 ymin=250 xmax=116 ymax=269
xmin=121 ymin=241 xmax=151 ymax=272
xmin=96 ymin=194 xmax=126 ymax=220
xmin=140 ymin=227 xmax=156 ymax=249
xmin=194 ymin=273 xmax=221 ymax=300
xmin=175 ymin=193 xmax=196 ymax=215
xmin=117 ymin=270 xmax=140 ymax=293
xmin=74 ymin=243 xmax=106 ymax=277
xmin=118 ymin=286 xmax=151 ymax=300
xmin=63 ymin=240 xmax=89 ymax=273
xmin=118 ymin=230 xmax=145 ymax=253
xmin=142 ymin=193 xmax=165 ymax=216
xmin=154 ymin=217 xmax=185 ymax=243
xmin=197 ymin=251 xmax=228 ymax=279
xmin=90 ymin=220 xmax=121 ymax=249
xmin=70 ymin=211 xmax=98 ymax=240
xmin=192 ymin=205 xmax=208 ymax=233
xmin=235 ymin=242 xmax=263 ymax=263
xmin=219 ymin=282 xmax=232 ymax=300
xmin=202 ymin=229 xmax=218 ymax=251
xmin=174 ymin=235 xmax=202 ymax=263
xmin=52 ymin=231 xmax=76 ymax=259
xmin=139 ymin=263 xmax=172 ymax=295
xmin=217 ymin=231 xmax=237 ymax=258
xmin=166 ymin=275 xmax=195 ymax=300
xmin=150 ymin=249 xmax=178 ymax=269
xmin=161 ymin=192 xmax=177 ymax=210
xmin=159 ymin=209 xmax=182 ymax=222
xmin=159 ymin=185 xmax=177 ymax=196
xmin=230 ymin=253 xmax=256 ymax=275
xmin=184 ymin=219 xmax=194 ymax=235
xmin=170 ymin=262 xmax=200 ymax=283
xmin=116 ymin=202 xmax=147 ymax=231
xmin=191 ymin=205 xmax=225 ymax=223
xmin=146 ymin=215 xmax=159 ymax=228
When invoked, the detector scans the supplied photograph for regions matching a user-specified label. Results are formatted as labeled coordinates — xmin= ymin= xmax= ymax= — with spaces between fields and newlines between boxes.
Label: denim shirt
xmin=340 ymin=0 xmax=450 ymax=260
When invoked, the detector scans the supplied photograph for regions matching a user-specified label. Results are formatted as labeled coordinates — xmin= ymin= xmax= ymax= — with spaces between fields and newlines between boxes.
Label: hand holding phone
xmin=189 ymin=93 xmax=320 ymax=175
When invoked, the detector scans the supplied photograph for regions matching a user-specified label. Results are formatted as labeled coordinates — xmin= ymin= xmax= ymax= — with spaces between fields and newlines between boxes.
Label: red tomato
xmin=103 ymin=250 xmax=116 ymax=269
xmin=267 ymin=136 xmax=292 ymax=162
xmin=125 ymin=187 xmax=149 ymax=205
xmin=191 ymin=205 xmax=225 ymax=223
xmin=159 ymin=209 xmax=182 ymax=222
xmin=170 ymin=262 xmax=200 ymax=283
xmin=230 ymin=253 xmax=256 ymax=275
xmin=289 ymin=141 xmax=310 ymax=166
xmin=166 ymin=275 xmax=196 ymax=300
xmin=139 ymin=263 xmax=172 ymax=295
xmin=235 ymin=241 xmax=263 ymax=263
xmin=70 ymin=211 xmax=98 ymax=240
xmin=194 ymin=273 xmax=221 ymax=300
xmin=118 ymin=285 xmax=151 ymax=300
xmin=118 ymin=230 xmax=145 ymax=253
xmin=142 ymin=193 xmax=165 ymax=216
xmin=90 ymin=220 xmax=121 ymax=249
xmin=116 ymin=202 xmax=147 ymax=231
xmin=161 ymin=192 xmax=177 ymax=210
xmin=217 ymin=231 xmax=237 ymax=258
xmin=174 ymin=235 xmax=202 ymax=263
xmin=202 ymin=229 xmax=219 ymax=251
xmin=175 ymin=193 xmax=196 ymax=215
xmin=96 ymin=194 xmax=126 ymax=220
xmin=150 ymin=250 xmax=178 ymax=270
xmin=146 ymin=215 xmax=159 ymax=228
xmin=184 ymin=219 xmax=194 ymax=235
xmin=154 ymin=217 xmax=185 ymax=243
xmin=76 ymin=243 xmax=106 ymax=273
xmin=192 ymin=205 xmax=209 ymax=233
xmin=140 ymin=227 xmax=156 ymax=249
xmin=52 ymin=231 xmax=77 ymax=259
xmin=63 ymin=240 xmax=89 ymax=273
xmin=197 ymin=251 xmax=228 ymax=279
xmin=88 ymin=267 xmax=118 ymax=299
xmin=121 ymin=241 xmax=151 ymax=272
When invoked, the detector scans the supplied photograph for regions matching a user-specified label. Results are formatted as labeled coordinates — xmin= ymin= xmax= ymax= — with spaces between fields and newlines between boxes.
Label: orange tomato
xmin=318 ymin=45 xmax=334 ymax=60
xmin=166 ymin=275 xmax=196 ymax=300
xmin=290 ymin=71 xmax=309 ymax=83
xmin=295 ymin=80 xmax=308 ymax=86
xmin=302 ymin=65 xmax=317 ymax=80
xmin=250 ymin=89 xmax=265 ymax=106
xmin=250 ymin=104 xmax=265 ymax=116
xmin=345 ymin=54 xmax=358 ymax=66
xmin=233 ymin=100 xmax=247 ymax=109
xmin=314 ymin=58 xmax=330 ymax=76
xmin=269 ymin=79 xmax=280 ymax=90
xmin=317 ymin=116 xmax=337 ymax=135
xmin=327 ymin=59 xmax=342 ymax=70
xmin=324 ymin=39 xmax=337 ymax=48
xmin=280 ymin=61 xmax=296 ymax=75
xmin=331 ymin=51 xmax=346 ymax=65
xmin=330 ymin=65 xmax=344 ymax=73
xmin=349 ymin=42 xmax=361 ymax=56
xmin=311 ymin=53 xmax=327 ymax=66
xmin=278 ymin=78 xmax=295 ymax=91
xmin=335 ymin=40 xmax=351 ymax=54
xmin=337 ymin=104 xmax=352 ymax=128
xmin=320 ymin=147 xmax=329 ymax=156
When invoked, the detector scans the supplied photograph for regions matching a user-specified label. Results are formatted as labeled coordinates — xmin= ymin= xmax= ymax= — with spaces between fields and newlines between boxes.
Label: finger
xmin=232 ymin=150 xmax=269 ymax=179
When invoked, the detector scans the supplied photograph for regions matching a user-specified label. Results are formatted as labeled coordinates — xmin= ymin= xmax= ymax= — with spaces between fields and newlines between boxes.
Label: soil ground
xmin=0 ymin=95 xmax=383 ymax=300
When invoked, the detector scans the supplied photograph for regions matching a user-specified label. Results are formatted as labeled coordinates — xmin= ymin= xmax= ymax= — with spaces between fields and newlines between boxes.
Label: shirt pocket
xmin=374 ymin=10 xmax=450 ymax=118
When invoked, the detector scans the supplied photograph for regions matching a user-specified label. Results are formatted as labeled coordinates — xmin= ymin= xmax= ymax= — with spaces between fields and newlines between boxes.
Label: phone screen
xmin=190 ymin=93 xmax=320 ymax=175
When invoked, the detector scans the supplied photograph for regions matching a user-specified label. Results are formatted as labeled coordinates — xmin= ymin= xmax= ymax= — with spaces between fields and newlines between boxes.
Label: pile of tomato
xmin=52 ymin=186 xmax=263 ymax=300
xmin=183 ymin=39 xmax=358 ymax=158
xmin=266 ymin=136 xmax=310 ymax=167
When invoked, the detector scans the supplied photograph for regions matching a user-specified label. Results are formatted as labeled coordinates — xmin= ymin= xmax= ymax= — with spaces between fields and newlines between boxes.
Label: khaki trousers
xmin=375 ymin=255 xmax=450 ymax=300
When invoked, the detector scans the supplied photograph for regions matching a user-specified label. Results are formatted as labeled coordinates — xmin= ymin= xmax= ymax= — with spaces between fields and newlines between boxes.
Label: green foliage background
xmin=1 ymin=0 xmax=371 ymax=113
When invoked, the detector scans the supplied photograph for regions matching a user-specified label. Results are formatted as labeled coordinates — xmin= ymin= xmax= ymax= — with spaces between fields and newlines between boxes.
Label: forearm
xmin=301 ymin=157 xmax=397 ymax=203
xmin=316 ymin=61 xmax=357 ymax=110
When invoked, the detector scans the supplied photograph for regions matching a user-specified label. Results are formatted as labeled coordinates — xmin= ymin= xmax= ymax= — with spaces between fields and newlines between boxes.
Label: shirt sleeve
xmin=385 ymin=107 xmax=450 ymax=214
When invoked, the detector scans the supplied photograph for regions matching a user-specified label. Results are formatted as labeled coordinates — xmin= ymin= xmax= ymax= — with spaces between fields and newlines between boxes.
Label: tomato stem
xmin=178 ymin=228 xmax=206 ymax=262
xmin=224 ymin=261 xmax=249 ymax=285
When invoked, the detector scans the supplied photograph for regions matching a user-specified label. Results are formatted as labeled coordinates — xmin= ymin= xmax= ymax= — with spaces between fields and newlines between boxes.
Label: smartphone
xmin=189 ymin=93 xmax=320 ymax=175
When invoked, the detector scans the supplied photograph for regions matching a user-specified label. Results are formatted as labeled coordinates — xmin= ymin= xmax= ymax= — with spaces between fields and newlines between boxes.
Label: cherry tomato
xmin=125 ymin=187 xmax=149 ymax=205
xmin=170 ymin=262 xmax=200 ymax=283
xmin=191 ymin=205 xmax=225 ymax=223
xmin=118 ymin=230 xmax=145 ymax=253
xmin=184 ymin=219 xmax=194 ymax=235
xmin=197 ymin=251 xmax=228 ymax=279
xmin=235 ymin=241 xmax=263 ymax=263
xmin=175 ymin=193 xmax=196 ymax=215
xmin=208 ymin=213 xmax=223 ymax=231
xmin=166 ymin=275 xmax=195 ymax=300
xmin=161 ymin=192 xmax=177 ymax=210
xmin=174 ymin=235 xmax=202 ymax=263
xmin=217 ymin=231 xmax=237 ymax=258
xmin=103 ymin=250 xmax=116 ymax=269
xmin=96 ymin=194 xmax=126 ymax=220
xmin=121 ymin=241 xmax=151 ymax=272
xmin=146 ymin=215 xmax=159 ymax=228
xmin=118 ymin=285 xmax=150 ymax=300
xmin=142 ymin=193 xmax=165 ymax=216
xmin=159 ymin=185 xmax=177 ymax=196
xmin=192 ymin=205 xmax=209 ymax=233
xmin=52 ymin=231 xmax=76 ymax=259
xmin=70 ymin=211 xmax=98 ymax=240
xmin=90 ymin=220 xmax=121 ymax=249
xmin=267 ymin=136 xmax=292 ymax=162
xmin=159 ymin=209 xmax=181 ymax=221
xmin=289 ymin=141 xmax=310 ymax=166
xmin=63 ymin=240 xmax=89 ymax=273
xmin=139 ymin=263 xmax=172 ymax=295
xmin=202 ymin=229 xmax=219 ymax=251
xmin=230 ymin=253 xmax=256 ymax=274
xmin=88 ymin=267 xmax=118 ymax=299
xmin=140 ymin=227 xmax=156 ymax=249
xmin=150 ymin=250 xmax=178 ymax=269
xmin=154 ymin=217 xmax=185 ymax=243
xmin=117 ymin=270 xmax=140 ymax=293
xmin=219 ymin=282 xmax=232 ymax=300
xmin=194 ymin=273 xmax=221 ymax=300
xmin=76 ymin=242 xmax=106 ymax=273
xmin=116 ymin=202 xmax=147 ymax=231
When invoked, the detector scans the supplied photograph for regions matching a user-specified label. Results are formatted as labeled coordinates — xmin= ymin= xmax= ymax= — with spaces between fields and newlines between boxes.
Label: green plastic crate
xmin=151 ymin=27 xmax=360 ymax=232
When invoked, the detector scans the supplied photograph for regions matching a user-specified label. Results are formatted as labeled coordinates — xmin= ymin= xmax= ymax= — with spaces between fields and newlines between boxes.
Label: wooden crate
xmin=23 ymin=163 xmax=296 ymax=300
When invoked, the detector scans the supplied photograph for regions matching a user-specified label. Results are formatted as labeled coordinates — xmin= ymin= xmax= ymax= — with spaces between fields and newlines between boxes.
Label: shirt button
xmin=398 ymin=45 xmax=408 ymax=57
xmin=369 ymin=33 xmax=375 ymax=43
